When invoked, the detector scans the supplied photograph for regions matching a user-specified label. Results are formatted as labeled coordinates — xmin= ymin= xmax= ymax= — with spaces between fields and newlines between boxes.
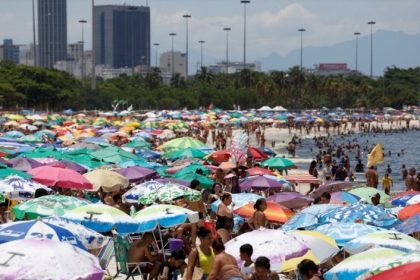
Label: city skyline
xmin=0 ymin=0 xmax=419 ymax=74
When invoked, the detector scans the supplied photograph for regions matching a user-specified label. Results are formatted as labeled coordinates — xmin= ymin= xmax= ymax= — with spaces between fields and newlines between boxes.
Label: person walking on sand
xmin=405 ymin=168 xmax=416 ymax=191
xmin=381 ymin=173 xmax=393 ymax=195
xmin=365 ymin=166 xmax=378 ymax=188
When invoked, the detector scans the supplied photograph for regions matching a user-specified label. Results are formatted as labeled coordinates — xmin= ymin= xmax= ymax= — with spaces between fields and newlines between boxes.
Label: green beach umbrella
xmin=12 ymin=194 xmax=89 ymax=220
xmin=165 ymin=148 xmax=207 ymax=160
xmin=261 ymin=157 xmax=296 ymax=170
xmin=0 ymin=193 xmax=5 ymax=203
xmin=159 ymin=137 xmax=206 ymax=152
xmin=172 ymin=163 xmax=211 ymax=177
xmin=0 ymin=165 xmax=32 ymax=179
xmin=89 ymin=146 xmax=139 ymax=164
xmin=18 ymin=135 xmax=43 ymax=143
xmin=139 ymin=183 xmax=201 ymax=204
xmin=173 ymin=173 xmax=214 ymax=189
xmin=19 ymin=147 xmax=62 ymax=159
xmin=349 ymin=187 xmax=390 ymax=204
xmin=123 ymin=139 xmax=151 ymax=149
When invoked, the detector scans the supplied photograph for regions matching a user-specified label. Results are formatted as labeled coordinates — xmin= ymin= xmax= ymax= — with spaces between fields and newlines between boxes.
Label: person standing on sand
xmin=405 ymin=168 xmax=416 ymax=191
xmin=402 ymin=164 xmax=408 ymax=180
xmin=365 ymin=166 xmax=378 ymax=188
xmin=381 ymin=173 xmax=393 ymax=195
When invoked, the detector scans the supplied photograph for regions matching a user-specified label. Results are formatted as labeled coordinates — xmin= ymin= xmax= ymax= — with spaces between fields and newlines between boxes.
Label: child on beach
xmin=381 ymin=173 xmax=393 ymax=195
xmin=239 ymin=244 xmax=254 ymax=278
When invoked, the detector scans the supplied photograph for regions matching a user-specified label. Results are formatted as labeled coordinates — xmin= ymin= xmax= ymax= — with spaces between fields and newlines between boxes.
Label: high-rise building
xmin=38 ymin=0 xmax=67 ymax=68
xmin=94 ymin=5 xmax=150 ymax=68
xmin=1 ymin=39 xmax=20 ymax=64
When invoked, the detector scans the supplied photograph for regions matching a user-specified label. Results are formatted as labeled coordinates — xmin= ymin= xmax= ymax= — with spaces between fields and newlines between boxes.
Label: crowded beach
xmin=0 ymin=107 xmax=419 ymax=280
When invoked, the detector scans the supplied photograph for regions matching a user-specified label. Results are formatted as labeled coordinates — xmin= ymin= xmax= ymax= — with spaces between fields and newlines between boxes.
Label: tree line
xmin=0 ymin=60 xmax=419 ymax=111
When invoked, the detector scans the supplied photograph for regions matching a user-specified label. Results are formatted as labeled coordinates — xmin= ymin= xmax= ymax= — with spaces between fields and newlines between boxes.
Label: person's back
xmin=365 ymin=167 xmax=377 ymax=188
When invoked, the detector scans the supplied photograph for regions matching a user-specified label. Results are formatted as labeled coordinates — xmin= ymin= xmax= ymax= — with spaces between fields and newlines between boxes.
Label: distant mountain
xmin=258 ymin=30 xmax=420 ymax=76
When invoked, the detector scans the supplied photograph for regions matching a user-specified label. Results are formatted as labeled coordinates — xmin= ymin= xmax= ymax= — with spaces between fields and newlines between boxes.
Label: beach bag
xmin=182 ymin=249 xmax=204 ymax=280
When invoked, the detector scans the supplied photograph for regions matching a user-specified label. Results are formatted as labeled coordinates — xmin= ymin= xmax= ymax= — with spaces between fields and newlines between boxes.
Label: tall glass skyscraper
xmin=38 ymin=0 xmax=67 ymax=68
xmin=94 ymin=5 xmax=150 ymax=68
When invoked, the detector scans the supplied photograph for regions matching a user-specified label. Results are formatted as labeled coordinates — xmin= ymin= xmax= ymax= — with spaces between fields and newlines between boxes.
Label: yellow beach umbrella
xmin=84 ymin=169 xmax=129 ymax=192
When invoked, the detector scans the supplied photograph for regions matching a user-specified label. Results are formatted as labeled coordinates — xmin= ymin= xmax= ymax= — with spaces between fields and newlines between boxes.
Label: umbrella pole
xmin=157 ymin=225 xmax=167 ymax=261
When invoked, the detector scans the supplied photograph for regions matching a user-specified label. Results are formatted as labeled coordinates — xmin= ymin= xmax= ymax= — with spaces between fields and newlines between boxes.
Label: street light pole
xmin=368 ymin=21 xmax=376 ymax=78
xmin=153 ymin=43 xmax=160 ymax=68
xmin=298 ymin=28 xmax=306 ymax=71
xmin=32 ymin=0 xmax=37 ymax=66
xmin=198 ymin=40 xmax=205 ymax=68
xmin=78 ymin=20 xmax=87 ymax=79
xmin=223 ymin=27 xmax=231 ymax=74
xmin=183 ymin=14 xmax=191 ymax=79
xmin=169 ymin=33 xmax=176 ymax=78
xmin=240 ymin=0 xmax=250 ymax=70
xmin=91 ymin=0 xmax=96 ymax=90
xmin=354 ymin=32 xmax=360 ymax=73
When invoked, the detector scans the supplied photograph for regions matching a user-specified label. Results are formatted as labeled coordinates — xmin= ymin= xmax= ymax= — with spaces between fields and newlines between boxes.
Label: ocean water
xmin=290 ymin=130 xmax=420 ymax=192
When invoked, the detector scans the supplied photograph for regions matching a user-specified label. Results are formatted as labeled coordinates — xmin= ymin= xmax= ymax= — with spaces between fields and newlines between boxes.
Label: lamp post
xmin=183 ymin=14 xmax=191 ymax=79
xmin=368 ymin=21 xmax=376 ymax=78
xmin=240 ymin=0 xmax=250 ymax=70
xmin=78 ymin=19 xmax=87 ymax=79
xmin=223 ymin=27 xmax=231 ymax=74
xmin=198 ymin=40 xmax=205 ymax=68
xmin=153 ymin=43 xmax=160 ymax=68
xmin=169 ymin=33 xmax=176 ymax=78
xmin=32 ymin=0 xmax=37 ymax=66
xmin=298 ymin=28 xmax=306 ymax=71
xmin=91 ymin=0 xmax=96 ymax=90
xmin=353 ymin=32 xmax=360 ymax=73
xmin=297 ymin=28 xmax=306 ymax=110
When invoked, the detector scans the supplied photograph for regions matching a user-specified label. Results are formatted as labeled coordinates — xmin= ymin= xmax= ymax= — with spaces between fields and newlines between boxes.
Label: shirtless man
xmin=208 ymin=238 xmax=243 ymax=280
xmin=128 ymin=233 xmax=162 ymax=280
xmin=405 ymin=167 xmax=416 ymax=191
xmin=365 ymin=166 xmax=378 ymax=188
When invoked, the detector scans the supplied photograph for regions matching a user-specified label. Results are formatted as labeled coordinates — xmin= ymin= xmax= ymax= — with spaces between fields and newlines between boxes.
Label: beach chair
xmin=97 ymin=238 xmax=115 ymax=275
xmin=113 ymin=235 xmax=151 ymax=280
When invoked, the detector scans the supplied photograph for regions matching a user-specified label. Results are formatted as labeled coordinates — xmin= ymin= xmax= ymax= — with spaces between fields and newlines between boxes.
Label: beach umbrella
xmin=290 ymin=230 xmax=339 ymax=263
xmin=173 ymin=173 xmax=214 ymax=189
xmin=133 ymin=204 xmax=199 ymax=232
xmin=398 ymin=203 xmax=420 ymax=221
xmin=211 ymin=193 xmax=263 ymax=213
xmin=42 ymin=216 xmax=107 ymax=250
xmin=247 ymin=147 xmax=269 ymax=160
xmin=5 ymin=130 xmax=24 ymax=138
xmin=0 ymin=193 xmax=5 ymax=203
xmin=19 ymin=134 xmax=43 ymax=143
xmin=330 ymin=191 xmax=361 ymax=205
xmin=234 ymin=201 xmax=294 ymax=224
xmin=218 ymin=161 xmax=236 ymax=171
xmin=137 ymin=148 xmax=162 ymax=159
xmin=46 ymin=160 xmax=88 ymax=174
xmin=62 ymin=204 xmax=139 ymax=234
xmin=267 ymin=192 xmax=313 ymax=209
xmin=155 ymin=178 xmax=190 ymax=187
xmin=261 ymin=157 xmax=295 ymax=170
xmin=311 ymin=181 xmax=354 ymax=198
xmin=365 ymin=262 xmax=420 ymax=280
xmin=123 ymin=138 xmax=151 ymax=149
xmin=139 ymin=183 xmax=201 ymax=204
xmin=360 ymin=251 xmax=420 ymax=280
xmin=246 ymin=167 xmax=274 ymax=176
xmin=115 ymin=166 xmax=157 ymax=183
xmin=0 ymin=219 xmax=87 ymax=250
xmin=343 ymin=230 xmax=420 ymax=255
xmin=89 ymin=146 xmax=139 ymax=163
xmin=168 ymin=162 xmax=211 ymax=175
xmin=0 ymin=239 xmax=104 ymax=280
xmin=406 ymin=194 xmax=420 ymax=205
xmin=165 ymin=147 xmax=207 ymax=160
xmin=207 ymin=150 xmax=231 ymax=164
xmin=259 ymin=146 xmax=276 ymax=157
xmin=319 ymin=203 xmax=399 ymax=229
xmin=324 ymin=248 xmax=403 ymax=280
xmin=19 ymin=147 xmax=62 ymax=159
xmin=7 ymin=157 xmax=43 ymax=171
xmin=283 ymin=174 xmax=320 ymax=184
xmin=0 ymin=175 xmax=51 ymax=200
xmin=301 ymin=204 xmax=341 ymax=215
xmin=349 ymin=187 xmax=390 ymax=204
xmin=314 ymin=222 xmax=384 ymax=247
xmin=395 ymin=214 xmax=420 ymax=234
xmin=225 ymin=228 xmax=309 ymax=272
xmin=391 ymin=190 xmax=420 ymax=200
xmin=122 ymin=180 xmax=164 ymax=203
xmin=28 ymin=166 xmax=93 ymax=190
xmin=390 ymin=193 xmax=420 ymax=207
xmin=158 ymin=137 xmax=206 ymax=152
xmin=0 ymin=164 xmax=32 ymax=179
xmin=118 ymin=159 xmax=156 ymax=169
xmin=240 ymin=175 xmax=283 ymax=191
xmin=83 ymin=169 xmax=129 ymax=192
xmin=12 ymin=195 xmax=89 ymax=220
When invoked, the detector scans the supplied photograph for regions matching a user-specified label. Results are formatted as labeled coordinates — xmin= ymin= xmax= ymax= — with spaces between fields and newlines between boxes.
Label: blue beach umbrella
xmin=395 ymin=214 xmax=420 ymax=235
xmin=314 ymin=222 xmax=384 ymax=247
xmin=0 ymin=219 xmax=87 ymax=250
xmin=211 ymin=193 xmax=263 ymax=213
xmin=282 ymin=213 xmax=319 ymax=232
xmin=390 ymin=193 xmax=420 ymax=207
xmin=318 ymin=203 xmax=400 ymax=229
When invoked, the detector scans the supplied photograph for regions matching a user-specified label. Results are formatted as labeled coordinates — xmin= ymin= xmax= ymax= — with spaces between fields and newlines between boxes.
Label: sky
xmin=1 ymin=0 xmax=419 ymax=63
